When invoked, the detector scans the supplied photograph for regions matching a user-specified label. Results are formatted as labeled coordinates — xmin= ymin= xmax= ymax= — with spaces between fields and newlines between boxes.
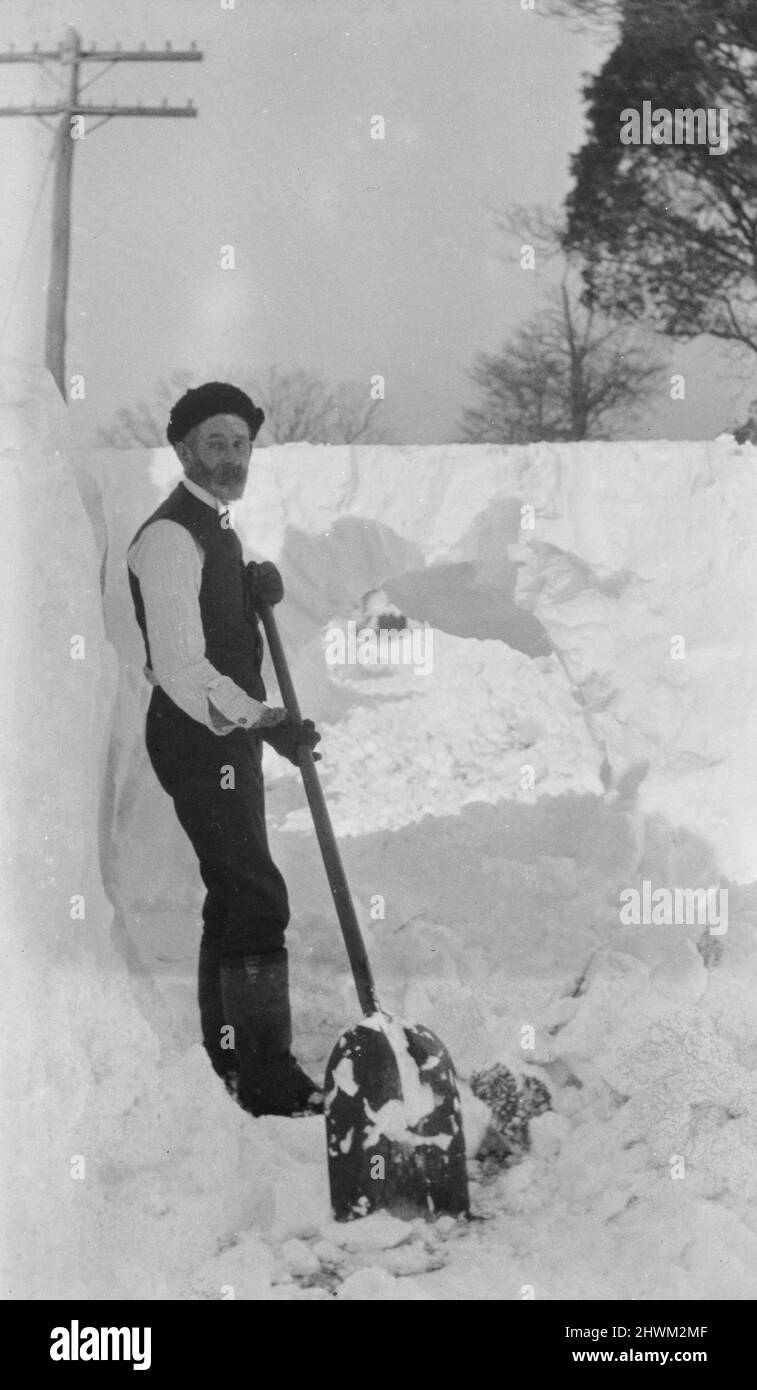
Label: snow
xmin=371 ymin=1015 xmax=442 ymax=1127
xmin=3 ymin=354 xmax=757 ymax=1300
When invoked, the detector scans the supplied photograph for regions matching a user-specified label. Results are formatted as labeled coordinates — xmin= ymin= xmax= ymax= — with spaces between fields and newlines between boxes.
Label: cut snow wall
xmin=81 ymin=434 xmax=757 ymax=883
xmin=0 ymin=359 xmax=159 ymax=1296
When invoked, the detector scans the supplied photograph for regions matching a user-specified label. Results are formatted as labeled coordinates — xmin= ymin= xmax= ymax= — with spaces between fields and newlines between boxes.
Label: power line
xmin=0 ymin=25 xmax=203 ymax=395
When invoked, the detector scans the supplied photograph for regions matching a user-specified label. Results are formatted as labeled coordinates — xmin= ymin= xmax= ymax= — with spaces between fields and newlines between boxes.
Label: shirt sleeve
xmin=128 ymin=519 xmax=269 ymax=736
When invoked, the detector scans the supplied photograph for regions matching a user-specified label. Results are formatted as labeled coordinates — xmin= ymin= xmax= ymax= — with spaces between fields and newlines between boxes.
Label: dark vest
xmin=128 ymin=482 xmax=266 ymax=705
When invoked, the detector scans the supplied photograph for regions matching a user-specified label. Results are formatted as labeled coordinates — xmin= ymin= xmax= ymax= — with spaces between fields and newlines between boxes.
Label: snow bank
xmin=5 ymin=354 xmax=757 ymax=1301
xmin=0 ymin=355 xmax=148 ymax=1296
xmin=82 ymin=434 xmax=757 ymax=884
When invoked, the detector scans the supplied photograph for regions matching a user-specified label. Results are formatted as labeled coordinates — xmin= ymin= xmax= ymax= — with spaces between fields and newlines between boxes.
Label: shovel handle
xmin=258 ymin=602 xmax=381 ymax=1018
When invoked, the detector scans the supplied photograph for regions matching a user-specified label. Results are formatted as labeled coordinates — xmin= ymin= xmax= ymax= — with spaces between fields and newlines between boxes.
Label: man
xmin=127 ymin=381 xmax=323 ymax=1117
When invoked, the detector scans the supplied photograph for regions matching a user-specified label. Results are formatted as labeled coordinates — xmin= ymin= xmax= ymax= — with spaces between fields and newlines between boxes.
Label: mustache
xmin=210 ymin=460 xmax=248 ymax=482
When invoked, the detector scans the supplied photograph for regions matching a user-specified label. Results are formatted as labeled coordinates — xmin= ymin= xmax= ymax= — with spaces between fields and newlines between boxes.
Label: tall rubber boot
xmin=198 ymin=940 xmax=238 ymax=1085
xmin=219 ymin=948 xmax=323 ymax=1117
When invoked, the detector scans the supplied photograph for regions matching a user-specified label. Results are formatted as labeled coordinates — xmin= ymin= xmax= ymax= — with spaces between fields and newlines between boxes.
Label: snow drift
xmin=3 ymin=355 xmax=757 ymax=1300
xmin=84 ymin=431 xmax=757 ymax=885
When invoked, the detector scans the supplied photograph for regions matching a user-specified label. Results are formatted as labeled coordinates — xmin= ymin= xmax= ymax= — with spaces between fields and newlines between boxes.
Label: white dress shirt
xmin=127 ymin=476 xmax=269 ymax=735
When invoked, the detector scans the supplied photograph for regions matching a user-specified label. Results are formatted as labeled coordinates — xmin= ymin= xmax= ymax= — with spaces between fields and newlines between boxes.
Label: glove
xmin=262 ymin=717 xmax=322 ymax=765
xmin=245 ymin=560 xmax=284 ymax=613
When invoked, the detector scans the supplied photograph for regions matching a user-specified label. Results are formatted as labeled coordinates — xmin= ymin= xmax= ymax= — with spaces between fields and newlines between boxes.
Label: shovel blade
xmin=324 ymin=1016 xmax=470 ymax=1221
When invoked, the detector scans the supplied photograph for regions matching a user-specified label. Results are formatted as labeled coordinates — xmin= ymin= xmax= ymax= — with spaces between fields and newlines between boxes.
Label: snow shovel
xmin=259 ymin=603 xmax=469 ymax=1222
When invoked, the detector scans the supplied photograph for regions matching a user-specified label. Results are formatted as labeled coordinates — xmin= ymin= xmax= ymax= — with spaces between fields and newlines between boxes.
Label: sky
xmin=0 ymin=0 xmax=754 ymax=445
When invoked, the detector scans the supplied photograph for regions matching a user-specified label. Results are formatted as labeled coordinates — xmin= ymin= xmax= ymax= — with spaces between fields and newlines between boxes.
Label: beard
xmin=186 ymin=456 xmax=249 ymax=500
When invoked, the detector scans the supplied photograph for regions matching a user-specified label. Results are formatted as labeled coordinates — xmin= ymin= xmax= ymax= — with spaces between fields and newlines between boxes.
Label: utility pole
xmin=0 ymin=26 xmax=202 ymax=396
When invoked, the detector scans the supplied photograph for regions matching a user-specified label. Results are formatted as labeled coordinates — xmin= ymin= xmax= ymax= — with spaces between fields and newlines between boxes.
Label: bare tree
xmin=460 ymin=205 xmax=665 ymax=443
xmin=97 ymin=372 xmax=194 ymax=448
xmin=458 ymin=285 xmax=663 ymax=443
xmin=97 ymin=366 xmax=389 ymax=447
xmin=252 ymin=366 xmax=388 ymax=445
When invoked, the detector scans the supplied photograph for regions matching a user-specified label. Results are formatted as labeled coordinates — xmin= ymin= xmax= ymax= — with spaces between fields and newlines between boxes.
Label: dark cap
xmin=166 ymin=381 xmax=265 ymax=446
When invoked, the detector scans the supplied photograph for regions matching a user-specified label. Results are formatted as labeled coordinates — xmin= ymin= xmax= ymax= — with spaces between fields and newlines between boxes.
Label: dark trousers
xmin=145 ymin=686 xmax=290 ymax=960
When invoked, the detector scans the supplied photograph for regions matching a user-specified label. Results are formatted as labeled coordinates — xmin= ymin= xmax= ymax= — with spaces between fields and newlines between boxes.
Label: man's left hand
xmin=262 ymin=717 xmax=322 ymax=765
xmin=246 ymin=560 xmax=284 ymax=612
